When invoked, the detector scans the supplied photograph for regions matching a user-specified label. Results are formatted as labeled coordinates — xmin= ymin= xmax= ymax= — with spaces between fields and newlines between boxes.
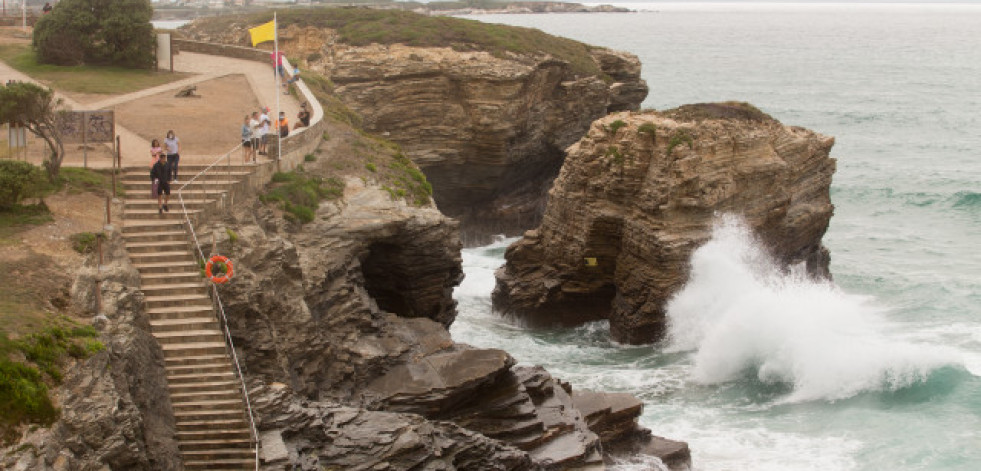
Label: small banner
xmin=249 ymin=20 xmax=276 ymax=47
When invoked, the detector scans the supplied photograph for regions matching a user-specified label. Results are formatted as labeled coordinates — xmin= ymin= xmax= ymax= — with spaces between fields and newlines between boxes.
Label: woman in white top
xmin=164 ymin=130 xmax=181 ymax=182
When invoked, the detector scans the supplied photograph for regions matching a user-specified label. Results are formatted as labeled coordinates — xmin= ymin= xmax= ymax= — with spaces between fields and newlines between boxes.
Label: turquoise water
xmin=451 ymin=4 xmax=981 ymax=470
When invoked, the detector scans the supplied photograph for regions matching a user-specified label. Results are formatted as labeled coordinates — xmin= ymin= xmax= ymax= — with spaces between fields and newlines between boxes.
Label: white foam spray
xmin=665 ymin=215 xmax=962 ymax=402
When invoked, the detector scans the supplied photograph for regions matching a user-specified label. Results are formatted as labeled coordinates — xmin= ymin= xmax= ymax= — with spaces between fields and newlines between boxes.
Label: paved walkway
xmin=0 ymin=48 xmax=301 ymax=168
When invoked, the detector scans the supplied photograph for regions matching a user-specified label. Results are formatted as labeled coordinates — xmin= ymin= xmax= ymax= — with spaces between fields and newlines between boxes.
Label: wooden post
xmin=95 ymin=236 xmax=103 ymax=315
xmin=105 ymin=195 xmax=111 ymax=225
xmin=116 ymin=135 xmax=121 ymax=169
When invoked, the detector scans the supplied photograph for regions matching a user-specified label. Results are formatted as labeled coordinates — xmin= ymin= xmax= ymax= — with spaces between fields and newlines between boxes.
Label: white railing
xmin=176 ymin=144 xmax=260 ymax=471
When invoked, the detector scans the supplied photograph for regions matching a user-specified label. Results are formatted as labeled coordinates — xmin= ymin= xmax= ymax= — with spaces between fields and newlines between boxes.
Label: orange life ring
xmin=205 ymin=255 xmax=234 ymax=284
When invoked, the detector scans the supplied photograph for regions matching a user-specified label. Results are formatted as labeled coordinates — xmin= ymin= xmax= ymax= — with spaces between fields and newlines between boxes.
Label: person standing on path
xmin=241 ymin=115 xmax=254 ymax=163
xmin=271 ymin=51 xmax=286 ymax=78
xmin=164 ymin=130 xmax=181 ymax=182
xmin=259 ymin=108 xmax=271 ymax=156
xmin=150 ymin=154 xmax=171 ymax=214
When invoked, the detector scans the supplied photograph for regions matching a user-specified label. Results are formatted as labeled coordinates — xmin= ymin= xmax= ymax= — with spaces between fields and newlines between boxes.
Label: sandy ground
xmin=114 ymin=74 xmax=262 ymax=157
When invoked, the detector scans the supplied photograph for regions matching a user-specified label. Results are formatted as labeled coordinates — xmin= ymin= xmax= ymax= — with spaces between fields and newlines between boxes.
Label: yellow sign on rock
xmin=584 ymin=257 xmax=598 ymax=267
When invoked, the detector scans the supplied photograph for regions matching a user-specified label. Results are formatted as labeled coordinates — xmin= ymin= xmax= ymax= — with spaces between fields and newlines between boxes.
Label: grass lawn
xmin=0 ymin=43 xmax=188 ymax=95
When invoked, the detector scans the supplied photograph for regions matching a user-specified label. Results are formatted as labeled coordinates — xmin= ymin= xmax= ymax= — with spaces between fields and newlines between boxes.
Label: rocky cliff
xmin=2 ymin=230 xmax=180 ymax=470
xmin=180 ymin=9 xmax=648 ymax=243
xmin=194 ymin=119 xmax=688 ymax=469
xmin=493 ymin=103 xmax=836 ymax=344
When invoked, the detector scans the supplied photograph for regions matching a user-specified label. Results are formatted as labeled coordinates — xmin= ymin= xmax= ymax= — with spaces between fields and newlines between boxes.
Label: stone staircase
xmin=120 ymin=165 xmax=260 ymax=470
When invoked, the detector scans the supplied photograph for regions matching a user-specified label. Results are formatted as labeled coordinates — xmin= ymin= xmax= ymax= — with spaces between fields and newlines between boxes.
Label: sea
xmin=451 ymin=3 xmax=981 ymax=471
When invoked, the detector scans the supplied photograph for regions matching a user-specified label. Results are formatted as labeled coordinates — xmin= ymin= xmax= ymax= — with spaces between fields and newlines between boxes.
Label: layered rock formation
xmin=181 ymin=13 xmax=647 ymax=243
xmin=2 ymin=230 xmax=180 ymax=470
xmin=494 ymin=103 xmax=836 ymax=344
xmin=206 ymin=153 xmax=686 ymax=468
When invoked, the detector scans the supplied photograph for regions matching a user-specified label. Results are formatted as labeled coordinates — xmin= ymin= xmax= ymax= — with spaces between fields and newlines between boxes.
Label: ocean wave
xmin=951 ymin=191 xmax=981 ymax=209
xmin=664 ymin=215 xmax=966 ymax=403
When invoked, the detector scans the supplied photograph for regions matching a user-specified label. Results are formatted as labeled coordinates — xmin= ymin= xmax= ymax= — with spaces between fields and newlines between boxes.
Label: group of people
xmin=149 ymin=131 xmax=181 ymax=215
xmin=240 ymin=102 xmax=311 ymax=163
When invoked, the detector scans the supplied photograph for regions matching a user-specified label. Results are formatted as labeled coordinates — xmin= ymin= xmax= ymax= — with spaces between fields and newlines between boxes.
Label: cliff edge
xmin=493 ymin=103 xmax=836 ymax=344
xmin=180 ymin=8 xmax=648 ymax=243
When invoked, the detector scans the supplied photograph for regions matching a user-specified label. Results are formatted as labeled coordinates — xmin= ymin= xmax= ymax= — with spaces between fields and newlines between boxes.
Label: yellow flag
xmin=249 ymin=20 xmax=276 ymax=47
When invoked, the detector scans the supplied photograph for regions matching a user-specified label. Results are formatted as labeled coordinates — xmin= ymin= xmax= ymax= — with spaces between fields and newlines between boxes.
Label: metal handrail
xmin=176 ymin=144 xmax=260 ymax=471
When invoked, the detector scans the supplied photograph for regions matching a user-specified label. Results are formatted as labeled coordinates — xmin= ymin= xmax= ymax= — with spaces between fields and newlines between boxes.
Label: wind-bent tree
xmin=0 ymin=83 xmax=67 ymax=180
xmin=32 ymin=0 xmax=155 ymax=69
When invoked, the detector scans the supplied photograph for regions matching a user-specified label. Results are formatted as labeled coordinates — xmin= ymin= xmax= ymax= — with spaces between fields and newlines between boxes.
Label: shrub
xmin=32 ymin=0 xmax=155 ymax=68
xmin=365 ymin=163 xmax=377 ymax=172
xmin=0 ymin=161 xmax=43 ymax=209
xmin=69 ymin=232 xmax=104 ymax=254
xmin=608 ymin=119 xmax=627 ymax=135
xmin=638 ymin=122 xmax=657 ymax=141
xmin=262 ymin=170 xmax=345 ymax=224
xmin=225 ymin=228 xmax=238 ymax=244
xmin=667 ymin=129 xmax=695 ymax=155
xmin=304 ymin=154 xmax=316 ymax=162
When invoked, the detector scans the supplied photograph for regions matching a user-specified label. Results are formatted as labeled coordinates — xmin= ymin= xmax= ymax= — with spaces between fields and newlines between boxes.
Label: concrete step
xmin=176 ymin=418 xmax=250 ymax=432
xmin=181 ymin=448 xmax=256 ymax=462
xmin=121 ymin=229 xmax=187 ymax=243
xmin=130 ymin=250 xmax=195 ymax=262
xmin=172 ymin=397 xmax=245 ymax=412
xmin=151 ymin=317 xmax=219 ymax=333
xmin=165 ymin=362 xmax=233 ymax=376
xmin=134 ymin=260 xmax=200 ymax=274
xmin=125 ymin=199 xmax=215 ymax=211
xmin=141 ymin=271 xmax=205 ymax=286
xmin=123 ymin=180 xmax=239 ymax=191
xmin=126 ymin=240 xmax=191 ymax=254
xmin=142 ymin=283 xmax=209 ymax=298
xmin=153 ymin=329 xmax=224 ymax=345
xmin=174 ymin=408 xmax=246 ymax=422
xmin=171 ymin=389 xmax=244 ymax=404
xmin=164 ymin=353 xmax=228 ymax=367
xmin=123 ymin=208 xmax=201 ymax=220
xmin=176 ymin=428 xmax=253 ymax=442
xmin=122 ymin=168 xmax=254 ymax=178
xmin=145 ymin=294 xmax=211 ymax=309
xmin=182 ymin=457 xmax=255 ymax=470
xmin=122 ymin=219 xmax=185 ymax=234
xmin=167 ymin=370 xmax=236 ymax=384
xmin=161 ymin=341 xmax=227 ymax=357
xmin=178 ymin=438 xmax=254 ymax=452
xmin=169 ymin=379 xmax=239 ymax=395
xmin=148 ymin=304 xmax=213 ymax=320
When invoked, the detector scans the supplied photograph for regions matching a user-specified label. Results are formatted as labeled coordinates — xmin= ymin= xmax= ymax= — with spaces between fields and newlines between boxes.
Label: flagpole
xmin=274 ymin=12 xmax=282 ymax=167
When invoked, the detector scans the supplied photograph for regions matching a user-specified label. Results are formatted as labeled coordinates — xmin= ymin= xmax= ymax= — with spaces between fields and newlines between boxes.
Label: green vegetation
xmin=225 ymin=228 xmax=238 ymax=244
xmin=607 ymin=119 xmax=627 ymax=135
xmin=69 ymin=231 xmax=104 ymax=254
xmin=386 ymin=153 xmax=433 ymax=206
xmin=201 ymin=8 xmax=605 ymax=78
xmin=365 ymin=163 xmax=377 ymax=172
xmin=0 ymin=161 xmax=44 ymax=209
xmin=605 ymin=145 xmax=626 ymax=167
xmin=304 ymin=154 xmax=317 ymax=162
xmin=0 ymin=82 xmax=66 ymax=179
xmin=261 ymin=169 xmax=345 ymax=224
xmin=0 ymin=44 xmax=185 ymax=95
xmin=638 ymin=122 xmax=657 ymax=142
xmin=32 ymin=0 xmax=155 ymax=69
xmin=667 ymin=129 xmax=695 ymax=155
xmin=0 ymin=320 xmax=104 ymax=443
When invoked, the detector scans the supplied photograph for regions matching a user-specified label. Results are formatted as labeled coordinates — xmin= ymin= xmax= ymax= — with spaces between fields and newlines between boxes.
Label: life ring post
xmin=205 ymin=255 xmax=234 ymax=284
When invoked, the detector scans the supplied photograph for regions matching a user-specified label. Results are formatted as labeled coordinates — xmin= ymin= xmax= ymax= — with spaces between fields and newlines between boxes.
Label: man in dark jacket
xmin=150 ymin=158 xmax=171 ymax=214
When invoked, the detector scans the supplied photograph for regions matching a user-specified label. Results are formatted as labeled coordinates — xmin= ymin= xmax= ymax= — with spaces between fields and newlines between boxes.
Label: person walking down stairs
xmin=151 ymin=156 xmax=172 ymax=215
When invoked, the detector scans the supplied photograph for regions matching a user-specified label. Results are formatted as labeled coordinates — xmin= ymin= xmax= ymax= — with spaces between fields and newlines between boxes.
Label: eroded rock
xmin=494 ymin=103 xmax=836 ymax=344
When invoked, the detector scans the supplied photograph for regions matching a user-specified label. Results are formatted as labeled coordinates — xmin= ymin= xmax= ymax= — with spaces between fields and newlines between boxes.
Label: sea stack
xmin=493 ymin=102 xmax=837 ymax=344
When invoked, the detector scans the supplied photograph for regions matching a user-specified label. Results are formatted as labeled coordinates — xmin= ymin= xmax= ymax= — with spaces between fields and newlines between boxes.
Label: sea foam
xmin=665 ymin=215 xmax=963 ymax=402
